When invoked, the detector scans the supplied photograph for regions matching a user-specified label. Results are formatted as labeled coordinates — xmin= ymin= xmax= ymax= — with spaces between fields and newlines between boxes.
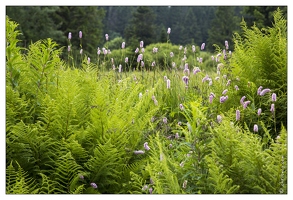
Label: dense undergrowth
xmin=6 ymin=8 xmax=287 ymax=194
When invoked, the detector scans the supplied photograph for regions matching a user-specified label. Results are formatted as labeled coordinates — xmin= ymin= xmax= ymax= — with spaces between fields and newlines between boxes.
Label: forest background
xmin=6 ymin=5 xmax=287 ymax=59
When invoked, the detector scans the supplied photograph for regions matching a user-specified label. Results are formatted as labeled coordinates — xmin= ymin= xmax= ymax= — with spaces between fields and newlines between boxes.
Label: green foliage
xmin=242 ymin=6 xmax=287 ymax=29
xmin=204 ymin=117 xmax=287 ymax=194
xmin=6 ymin=161 xmax=39 ymax=194
xmin=207 ymin=6 xmax=241 ymax=51
xmin=232 ymin=8 xmax=287 ymax=133
xmin=6 ymin=7 xmax=65 ymax=46
xmin=124 ymin=6 xmax=157 ymax=50
xmin=6 ymin=15 xmax=25 ymax=89
xmin=6 ymin=14 xmax=287 ymax=195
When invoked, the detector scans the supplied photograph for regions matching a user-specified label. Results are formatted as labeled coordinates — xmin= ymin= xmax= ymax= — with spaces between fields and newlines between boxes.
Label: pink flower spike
xmin=260 ymin=88 xmax=271 ymax=96
xmin=90 ymin=182 xmax=98 ymax=189
xmin=257 ymin=86 xmax=263 ymax=95
xmin=217 ymin=115 xmax=222 ymax=123
xmin=257 ymin=108 xmax=262 ymax=116
xmin=270 ymin=104 xmax=275 ymax=113
xmin=240 ymin=96 xmax=246 ymax=105
xmin=220 ymin=95 xmax=228 ymax=103
xmin=163 ymin=117 xmax=167 ymax=124
xmin=222 ymin=89 xmax=228 ymax=95
xmin=192 ymin=45 xmax=196 ymax=52
xmin=134 ymin=150 xmax=145 ymax=155
xmin=201 ymin=43 xmax=205 ymax=50
xmin=243 ymin=101 xmax=251 ymax=109
xmin=209 ymin=94 xmax=214 ymax=103
xmin=122 ymin=42 xmax=125 ymax=49
xmin=140 ymin=41 xmax=144 ymax=48
xmin=79 ymin=31 xmax=82 ymax=39
xmin=149 ymin=187 xmax=153 ymax=194
xmin=253 ymin=124 xmax=258 ymax=132
xmin=236 ymin=110 xmax=240 ymax=121
xmin=68 ymin=32 xmax=72 ymax=40
xmin=272 ymin=93 xmax=277 ymax=102
xmin=167 ymin=27 xmax=171 ymax=34
xmin=144 ymin=142 xmax=150 ymax=151
xmin=166 ymin=79 xmax=171 ymax=89
xmin=225 ymin=40 xmax=229 ymax=49
xmin=182 ymin=76 xmax=189 ymax=85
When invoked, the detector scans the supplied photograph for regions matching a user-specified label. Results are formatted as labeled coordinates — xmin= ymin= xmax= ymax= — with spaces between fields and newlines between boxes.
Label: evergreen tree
xmin=6 ymin=6 xmax=65 ymax=48
xmin=124 ymin=6 xmax=157 ymax=50
xmin=181 ymin=7 xmax=201 ymax=45
xmin=194 ymin=6 xmax=217 ymax=45
xmin=102 ymin=6 xmax=136 ymax=39
xmin=53 ymin=6 xmax=105 ymax=59
xmin=207 ymin=6 xmax=241 ymax=51
xmin=241 ymin=6 xmax=287 ymax=29
xmin=168 ymin=6 xmax=187 ymax=45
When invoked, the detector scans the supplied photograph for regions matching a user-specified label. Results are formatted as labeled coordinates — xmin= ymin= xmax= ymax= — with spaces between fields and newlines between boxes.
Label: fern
xmin=6 ymin=16 xmax=25 ymax=90
xmin=124 ymin=171 xmax=147 ymax=194
xmin=144 ymin=132 xmax=183 ymax=194
xmin=84 ymin=139 xmax=123 ymax=193
xmin=52 ymin=152 xmax=84 ymax=194
xmin=205 ymin=114 xmax=287 ymax=194
xmin=206 ymin=157 xmax=240 ymax=194
xmin=232 ymin=8 xmax=287 ymax=133
xmin=6 ymin=121 xmax=62 ymax=178
xmin=38 ymin=173 xmax=64 ymax=194
xmin=6 ymin=161 xmax=39 ymax=194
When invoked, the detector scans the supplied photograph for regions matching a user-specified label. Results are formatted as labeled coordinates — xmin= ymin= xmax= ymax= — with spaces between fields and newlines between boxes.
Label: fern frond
xmin=84 ymin=139 xmax=123 ymax=193
xmin=126 ymin=171 xmax=146 ymax=194
xmin=52 ymin=152 xmax=84 ymax=194
xmin=38 ymin=173 xmax=64 ymax=194
xmin=6 ymin=161 xmax=39 ymax=194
